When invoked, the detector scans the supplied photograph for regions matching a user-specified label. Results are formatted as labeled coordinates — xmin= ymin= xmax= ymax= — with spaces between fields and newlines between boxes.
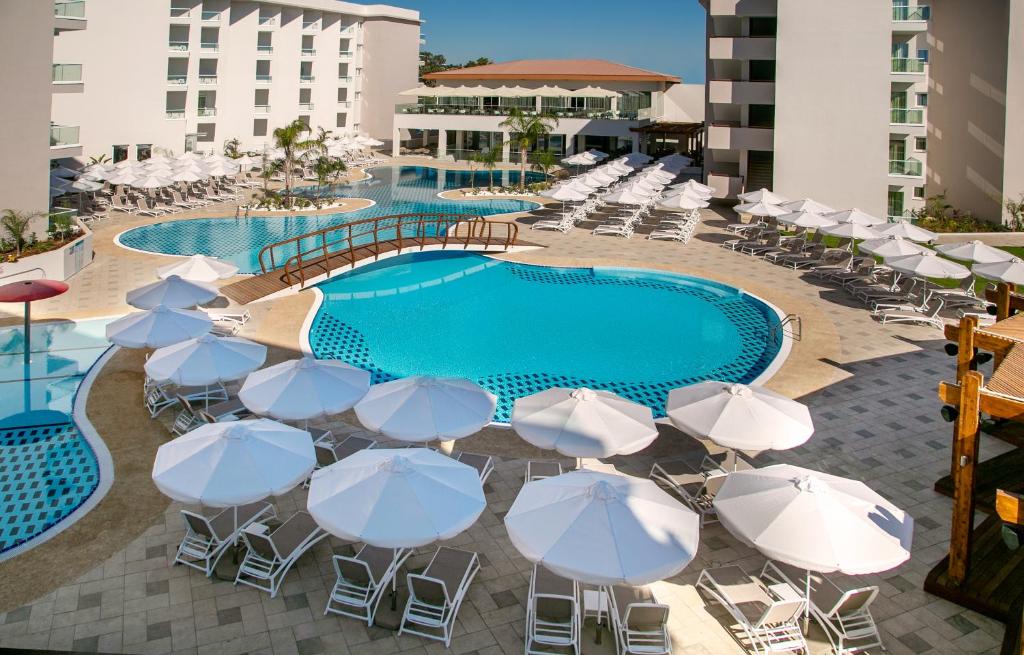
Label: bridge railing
xmin=257 ymin=213 xmax=519 ymax=288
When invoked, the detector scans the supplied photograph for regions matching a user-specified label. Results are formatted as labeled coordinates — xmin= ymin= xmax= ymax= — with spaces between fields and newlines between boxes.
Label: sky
xmin=399 ymin=0 xmax=708 ymax=83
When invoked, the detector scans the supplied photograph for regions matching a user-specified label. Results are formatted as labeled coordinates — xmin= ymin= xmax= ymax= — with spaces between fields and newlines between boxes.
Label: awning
xmin=630 ymin=121 xmax=704 ymax=135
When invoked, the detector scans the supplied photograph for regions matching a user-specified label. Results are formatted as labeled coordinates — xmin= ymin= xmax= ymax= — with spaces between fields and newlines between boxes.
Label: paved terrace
xmin=0 ymin=165 xmax=1011 ymax=655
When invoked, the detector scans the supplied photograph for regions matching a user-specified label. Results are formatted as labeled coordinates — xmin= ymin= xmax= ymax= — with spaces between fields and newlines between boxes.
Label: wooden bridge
xmin=220 ymin=213 xmax=532 ymax=304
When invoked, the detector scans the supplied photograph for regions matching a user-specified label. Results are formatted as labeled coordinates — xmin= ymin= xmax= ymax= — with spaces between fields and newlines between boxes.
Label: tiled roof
xmin=425 ymin=59 xmax=680 ymax=83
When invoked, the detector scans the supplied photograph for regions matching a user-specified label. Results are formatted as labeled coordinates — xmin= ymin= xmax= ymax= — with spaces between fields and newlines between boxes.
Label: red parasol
xmin=0 ymin=279 xmax=70 ymax=365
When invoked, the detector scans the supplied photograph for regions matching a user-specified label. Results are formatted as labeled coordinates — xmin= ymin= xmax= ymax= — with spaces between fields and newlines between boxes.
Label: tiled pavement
xmin=0 ymin=200 xmax=1015 ymax=654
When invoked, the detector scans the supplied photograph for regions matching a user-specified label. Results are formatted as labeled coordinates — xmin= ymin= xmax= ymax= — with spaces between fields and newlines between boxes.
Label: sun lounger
xmin=648 ymin=462 xmax=726 ymax=525
xmin=174 ymin=501 xmax=275 ymax=576
xmin=136 ymin=198 xmax=167 ymax=217
xmin=526 ymin=461 xmax=563 ymax=483
xmin=608 ymin=584 xmax=672 ymax=655
xmin=314 ymin=435 xmax=377 ymax=468
xmin=526 ymin=565 xmax=581 ymax=655
xmin=455 ymin=452 xmax=494 ymax=483
xmin=172 ymin=395 xmax=249 ymax=435
xmin=399 ymin=546 xmax=481 ymax=647
xmin=144 ymin=379 xmax=227 ymax=417
xmin=234 ymin=511 xmax=328 ymax=597
xmin=326 ymin=545 xmax=412 ymax=626
xmin=760 ymin=561 xmax=881 ymax=655
xmin=696 ymin=566 xmax=807 ymax=655
xmin=876 ymin=296 xmax=945 ymax=329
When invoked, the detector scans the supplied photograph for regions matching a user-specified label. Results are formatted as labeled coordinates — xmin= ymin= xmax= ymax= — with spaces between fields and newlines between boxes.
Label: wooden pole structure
xmin=956 ymin=315 xmax=978 ymax=382
xmin=995 ymin=283 xmax=1016 ymax=370
xmin=948 ymin=370 xmax=984 ymax=585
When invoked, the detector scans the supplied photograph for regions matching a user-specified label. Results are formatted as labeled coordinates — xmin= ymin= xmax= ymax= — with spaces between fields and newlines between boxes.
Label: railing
xmin=892 ymin=57 xmax=927 ymax=73
xmin=167 ymin=74 xmax=187 ymax=85
xmin=169 ymin=6 xmax=189 ymax=17
xmin=893 ymin=5 xmax=930 ymax=21
xmin=394 ymin=103 xmax=641 ymax=120
xmin=299 ymin=102 xmax=314 ymax=110
xmin=198 ymin=75 xmax=218 ymax=84
xmin=200 ymin=42 xmax=219 ymax=51
xmin=198 ymin=107 xmax=217 ymax=116
xmin=256 ymin=74 xmax=272 ymax=82
xmin=300 ymin=75 xmax=315 ymax=83
xmin=338 ymin=101 xmax=351 ymax=108
xmin=168 ymin=41 xmax=189 ymax=51
xmin=258 ymin=16 xmax=277 ymax=25
xmin=340 ymin=26 xmax=356 ymax=36
xmin=166 ymin=110 xmax=186 ymax=119
xmin=889 ymin=158 xmax=923 ymax=176
xmin=201 ymin=10 xmax=220 ymax=21
xmin=52 ymin=63 xmax=82 ymax=83
xmin=339 ymin=50 xmax=353 ymax=58
xmin=50 ymin=125 xmax=80 ymax=147
xmin=257 ymin=213 xmax=519 ymax=288
xmin=54 ymin=1 xmax=85 ymax=18
xmin=301 ymin=48 xmax=316 ymax=56
xmin=254 ymin=105 xmax=270 ymax=114
xmin=257 ymin=45 xmax=273 ymax=53
xmin=302 ymin=21 xmax=320 ymax=31
xmin=890 ymin=107 xmax=924 ymax=124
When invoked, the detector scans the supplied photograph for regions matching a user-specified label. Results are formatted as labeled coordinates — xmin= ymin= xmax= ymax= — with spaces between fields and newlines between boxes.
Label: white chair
xmin=144 ymin=379 xmax=227 ymax=418
xmin=649 ymin=462 xmax=726 ymax=526
xmin=696 ymin=566 xmax=808 ymax=655
xmin=526 ymin=461 xmax=563 ymax=483
xmin=174 ymin=502 xmax=275 ymax=576
xmin=455 ymin=452 xmax=494 ymax=483
xmin=526 ymin=565 xmax=580 ymax=655
xmin=399 ymin=546 xmax=481 ymax=647
xmin=607 ymin=584 xmax=672 ymax=655
xmin=325 ymin=545 xmax=412 ymax=626
xmin=876 ymin=296 xmax=945 ymax=329
xmin=234 ymin=511 xmax=328 ymax=597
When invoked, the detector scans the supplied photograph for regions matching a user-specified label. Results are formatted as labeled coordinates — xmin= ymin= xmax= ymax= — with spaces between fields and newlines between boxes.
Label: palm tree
xmin=466 ymin=152 xmax=481 ymax=193
xmin=312 ymin=156 xmax=347 ymax=203
xmin=499 ymin=108 xmax=558 ymax=191
xmin=479 ymin=146 xmax=500 ymax=192
xmin=531 ymin=149 xmax=559 ymax=184
xmin=1 ymin=210 xmax=41 ymax=258
xmin=272 ymin=119 xmax=317 ymax=207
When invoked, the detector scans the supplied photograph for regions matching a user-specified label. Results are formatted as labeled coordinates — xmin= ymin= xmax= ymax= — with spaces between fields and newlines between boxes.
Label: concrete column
xmin=631 ymin=133 xmax=641 ymax=153
xmin=535 ymin=96 xmax=542 ymax=113
xmin=501 ymin=131 xmax=511 ymax=162
xmin=454 ymin=130 xmax=464 ymax=154
xmin=437 ymin=129 xmax=448 ymax=159
xmin=421 ymin=130 xmax=430 ymax=147
xmin=391 ymin=127 xmax=400 ymax=157
xmin=576 ymin=135 xmax=586 ymax=154
xmin=610 ymin=96 xmax=618 ymax=117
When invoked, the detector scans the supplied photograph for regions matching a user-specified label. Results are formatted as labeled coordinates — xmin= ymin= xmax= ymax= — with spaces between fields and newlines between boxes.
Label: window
xmin=914 ymin=137 xmax=927 ymax=152
xmin=917 ymin=49 xmax=929 ymax=62
xmin=253 ymin=119 xmax=267 ymax=136
xmin=197 ymin=122 xmax=216 ymax=142
xmin=137 ymin=144 xmax=152 ymax=161
xmin=749 ymin=60 xmax=776 ymax=82
xmin=913 ymin=186 xmax=925 ymax=200
xmin=748 ymin=104 xmax=775 ymax=128
xmin=112 ymin=145 xmax=128 ymax=163
xmin=336 ymin=113 xmax=347 ymax=128
xmin=748 ymin=16 xmax=777 ymax=37
xmin=916 ymin=92 xmax=928 ymax=107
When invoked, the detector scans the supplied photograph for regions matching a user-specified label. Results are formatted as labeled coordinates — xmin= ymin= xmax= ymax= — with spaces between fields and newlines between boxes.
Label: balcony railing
xmin=166 ymin=110 xmax=186 ymax=120
xmin=339 ymin=50 xmax=353 ymax=58
xmin=338 ymin=75 xmax=353 ymax=84
xmin=338 ymin=101 xmax=351 ymax=108
xmin=890 ymin=108 xmax=924 ymax=125
xmin=892 ymin=5 xmax=930 ymax=21
xmin=889 ymin=158 xmax=923 ymax=176
xmin=168 ymin=41 xmax=189 ymax=51
xmin=197 ymin=107 xmax=217 ymax=117
xmin=394 ymin=103 xmax=641 ymax=120
xmin=256 ymin=74 xmax=272 ymax=83
xmin=302 ymin=21 xmax=320 ymax=31
xmin=200 ymin=42 xmax=219 ymax=52
xmin=201 ymin=10 xmax=220 ymax=21
xmin=255 ymin=105 xmax=270 ymax=114
xmin=169 ymin=6 xmax=189 ymax=18
xmin=892 ymin=57 xmax=927 ymax=73
xmin=257 ymin=45 xmax=273 ymax=54
xmin=198 ymin=75 xmax=218 ymax=84
xmin=340 ymin=26 xmax=356 ymax=36
xmin=50 ymin=125 xmax=81 ymax=147
xmin=258 ymin=16 xmax=277 ymax=26
xmin=299 ymin=102 xmax=314 ymax=110
xmin=54 ymin=1 xmax=85 ymax=18
xmin=167 ymin=74 xmax=187 ymax=85
xmin=52 ymin=63 xmax=83 ymax=83
xmin=301 ymin=48 xmax=316 ymax=56
xmin=300 ymin=75 xmax=315 ymax=83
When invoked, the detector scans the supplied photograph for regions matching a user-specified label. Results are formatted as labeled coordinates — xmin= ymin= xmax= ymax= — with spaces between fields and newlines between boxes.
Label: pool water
xmin=308 ymin=252 xmax=784 ymax=422
xmin=118 ymin=166 xmax=542 ymax=273
xmin=0 ymin=318 xmax=113 ymax=555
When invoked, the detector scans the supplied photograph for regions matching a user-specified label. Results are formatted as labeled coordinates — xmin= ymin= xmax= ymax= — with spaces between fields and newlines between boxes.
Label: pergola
xmin=629 ymin=121 xmax=704 ymax=160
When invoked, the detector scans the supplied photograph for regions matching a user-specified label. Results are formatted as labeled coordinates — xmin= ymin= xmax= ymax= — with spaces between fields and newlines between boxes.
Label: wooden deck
xmin=934 ymin=448 xmax=1024 ymax=514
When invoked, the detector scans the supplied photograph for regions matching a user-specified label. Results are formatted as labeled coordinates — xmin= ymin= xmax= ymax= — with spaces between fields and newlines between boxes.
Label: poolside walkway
xmin=0 ymin=168 xmax=1010 ymax=655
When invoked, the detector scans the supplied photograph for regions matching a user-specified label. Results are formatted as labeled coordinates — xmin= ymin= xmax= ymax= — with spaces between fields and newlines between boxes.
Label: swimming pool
xmin=117 ymin=166 xmax=543 ymax=273
xmin=0 ymin=318 xmax=114 ymax=556
xmin=306 ymin=252 xmax=787 ymax=423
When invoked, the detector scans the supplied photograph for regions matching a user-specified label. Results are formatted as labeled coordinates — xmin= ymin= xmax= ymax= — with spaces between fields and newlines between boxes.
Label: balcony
xmin=890 ymin=107 xmax=924 ymax=125
xmin=706 ymin=171 xmax=745 ymax=200
xmin=889 ymin=158 xmax=923 ymax=177
xmin=394 ymin=103 xmax=642 ymax=120
xmin=50 ymin=125 xmax=82 ymax=157
xmin=301 ymin=48 xmax=316 ymax=56
xmin=707 ymin=0 xmax=777 ymax=16
xmin=299 ymin=102 xmax=314 ymax=110
xmin=166 ymin=110 xmax=186 ymax=120
xmin=891 ymin=57 xmax=927 ymax=74
xmin=707 ymin=123 xmax=774 ymax=150
xmin=200 ymin=42 xmax=219 ymax=52
xmin=340 ymin=26 xmax=356 ymax=36
xmin=708 ymin=37 xmax=776 ymax=60
xmin=338 ymin=101 xmax=351 ymax=108
xmin=709 ymin=80 xmax=775 ymax=104
xmin=167 ymin=74 xmax=187 ymax=86
xmin=337 ymin=75 xmax=354 ymax=85
xmin=54 ymin=0 xmax=86 ymax=31
xmin=201 ymin=10 xmax=220 ymax=21
xmin=52 ymin=64 xmax=83 ymax=93
xmin=198 ymin=107 xmax=217 ymax=117
xmin=258 ymin=16 xmax=277 ymax=26
xmin=254 ymin=105 xmax=271 ymax=114
xmin=256 ymin=45 xmax=273 ymax=54
xmin=169 ymin=6 xmax=189 ymax=19
xmin=256 ymin=75 xmax=272 ymax=83
xmin=302 ymin=21 xmax=320 ymax=31
xmin=300 ymin=75 xmax=315 ymax=83
xmin=198 ymin=75 xmax=218 ymax=85
xmin=168 ymin=40 xmax=189 ymax=52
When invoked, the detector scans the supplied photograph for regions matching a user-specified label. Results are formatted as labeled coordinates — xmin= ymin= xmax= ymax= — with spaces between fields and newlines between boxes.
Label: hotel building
xmin=698 ymin=0 xmax=1022 ymax=225
xmin=392 ymin=59 xmax=704 ymax=162
xmin=48 ymin=0 xmax=420 ymax=163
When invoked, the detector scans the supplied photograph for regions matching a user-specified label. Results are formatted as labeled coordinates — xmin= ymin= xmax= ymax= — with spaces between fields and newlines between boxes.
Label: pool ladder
xmin=768 ymin=314 xmax=802 ymax=344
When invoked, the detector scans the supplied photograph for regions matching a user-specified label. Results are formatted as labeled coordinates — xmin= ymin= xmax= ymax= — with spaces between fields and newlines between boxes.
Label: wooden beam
xmin=985 ymin=282 xmax=1022 ymax=320
xmin=944 ymin=324 xmax=1018 ymax=354
xmin=997 ymin=490 xmax=1024 ymax=526
xmin=938 ymin=382 xmax=1024 ymax=420
xmin=949 ymin=371 xmax=984 ymax=585
xmin=957 ymin=316 xmax=979 ymax=382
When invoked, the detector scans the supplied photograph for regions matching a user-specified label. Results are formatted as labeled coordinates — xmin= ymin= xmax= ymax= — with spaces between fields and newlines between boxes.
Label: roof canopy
xmin=424 ymin=58 xmax=680 ymax=83
xmin=401 ymin=84 xmax=622 ymax=98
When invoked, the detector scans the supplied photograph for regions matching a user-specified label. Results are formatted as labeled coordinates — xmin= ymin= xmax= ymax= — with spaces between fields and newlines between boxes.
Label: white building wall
xmin=662 ymin=83 xmax=706 ymax=122
xmin=359 ymin=17 xmax=420 ymax=142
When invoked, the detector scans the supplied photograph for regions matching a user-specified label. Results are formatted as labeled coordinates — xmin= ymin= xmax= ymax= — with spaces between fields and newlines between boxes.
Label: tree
xmin=1007 ymin=194 xmax=1024 ymax=231
xmin=499 ymin=108 xmax=558 ymax=191
xmin=223 ymin=138 xmax=242 ymax=159
xmin=1 ymin=210 xmax=41 ymax=258
xmin=271 ymin=119 xmax=317 ymax=208
xmin=419 ymin=51 xmax=449 ymax=85
xmin=479 ymin=146 xmax=500 ymax=192
xmin=466 ymin=152 xmax=480 ymax=193
xmin=87 ymin=154 xmax=110 ymax=165
xmin=463 ymin=57 xmax=493 ymax=68
xmin=312 ymin=156 xmax=347 ymax=203
xmin=532 ymin=149 xmax=559 ymax=182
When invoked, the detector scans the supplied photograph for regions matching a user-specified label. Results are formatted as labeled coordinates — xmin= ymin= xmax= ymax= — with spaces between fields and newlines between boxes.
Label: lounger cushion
xmin=418 ymin=547 xmax=477 ymax=604
xmin=271 ymin=511 xmax=320 ymax=558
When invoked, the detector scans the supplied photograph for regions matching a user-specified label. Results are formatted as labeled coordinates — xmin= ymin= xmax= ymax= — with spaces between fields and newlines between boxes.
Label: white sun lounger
xmin=649 ymin=462 xmax=726 ymax=525
xmin=526 ymin=461 xmax=563 ymax=483
xmin=876 ymin=296 xmax=945 ymax=329
xmin=399 ymin=546 xmax=481 ymax=647
xmin=326 ymin=545 xmax=412 ymax=626
xmin=174 ymin=501 xmax=275 ymax=576
xmin=526 ymin=565 xmax=581 ymax=655
xmin=234 ymin=511 xmax=329 ymax=597
xmin=607 ymin=584 xmax=672 ymax=655
xmin=456 ymin=452 xmax=495 ymax=483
